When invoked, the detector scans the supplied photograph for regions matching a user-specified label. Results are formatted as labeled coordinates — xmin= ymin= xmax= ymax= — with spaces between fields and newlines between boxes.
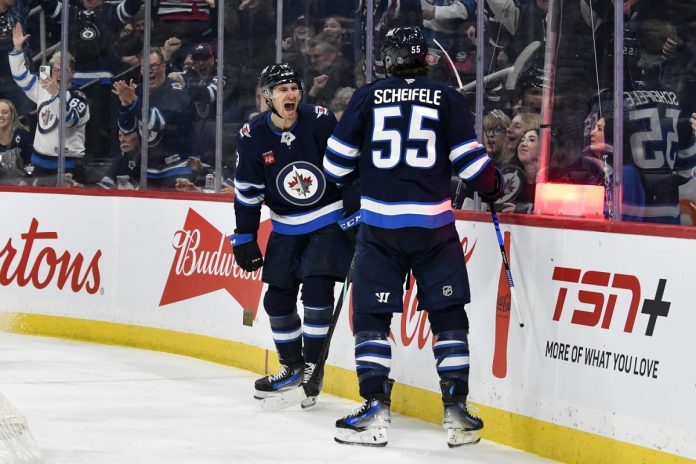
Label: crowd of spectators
xmin=0 ymin=0 xmax=693 ymax=224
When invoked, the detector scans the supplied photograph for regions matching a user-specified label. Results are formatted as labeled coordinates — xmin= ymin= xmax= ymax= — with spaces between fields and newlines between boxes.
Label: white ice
xmin=0 ymin=332 xmax=554 ymax=464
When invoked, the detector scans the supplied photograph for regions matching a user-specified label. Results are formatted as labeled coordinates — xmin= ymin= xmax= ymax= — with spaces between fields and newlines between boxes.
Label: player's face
xmin=0 ymin=102 xmax=11 ymax=129
xmin=269 ymin=82 xmax=301 ymax=120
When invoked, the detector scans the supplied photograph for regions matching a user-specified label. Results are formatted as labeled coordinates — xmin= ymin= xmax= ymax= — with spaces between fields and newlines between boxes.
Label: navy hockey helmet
xmin=380 ymin=26 xmax=428 ymax=77
xmin=258 ymin=63 xmax=303 ymax=93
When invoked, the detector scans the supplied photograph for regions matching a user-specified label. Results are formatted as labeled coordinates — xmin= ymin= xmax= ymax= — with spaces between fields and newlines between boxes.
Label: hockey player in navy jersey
xmin=323 ymin=26 xmax=504 ymax=448
xmin=232 ymin=63 xmax=356 ymax=405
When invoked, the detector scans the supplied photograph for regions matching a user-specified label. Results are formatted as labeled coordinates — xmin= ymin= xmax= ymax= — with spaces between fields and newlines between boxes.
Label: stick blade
xmin=260 ymin=387 xmax=307 ymax=412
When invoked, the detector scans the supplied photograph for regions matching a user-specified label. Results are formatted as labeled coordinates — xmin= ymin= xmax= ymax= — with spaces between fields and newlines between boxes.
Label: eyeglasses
xmin=141 ymin=62 xmax=164 ymax=71
xmin=484 ymin=126 xmax=505 ymax=135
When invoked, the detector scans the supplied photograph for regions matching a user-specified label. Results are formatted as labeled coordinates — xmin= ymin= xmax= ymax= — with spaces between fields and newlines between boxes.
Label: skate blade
xmin=446 ymin=429 xmax=481 ymax=447
xmin=300 ymin=396 xmax=317 ymax=409
xmin=260 ymin=387 xmax=306 ymax=412
xmin=334 ymin=427 xmax=388 ymax=447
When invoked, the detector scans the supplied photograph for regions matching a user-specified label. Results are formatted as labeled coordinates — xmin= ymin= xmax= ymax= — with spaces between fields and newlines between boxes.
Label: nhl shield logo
xmin=276 ymin=161 xmax=326 ymax=206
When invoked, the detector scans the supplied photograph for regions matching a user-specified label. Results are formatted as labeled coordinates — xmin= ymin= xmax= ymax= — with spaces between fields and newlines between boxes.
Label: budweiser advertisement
xmin=160 ymin=208 xmax=271 ymax=321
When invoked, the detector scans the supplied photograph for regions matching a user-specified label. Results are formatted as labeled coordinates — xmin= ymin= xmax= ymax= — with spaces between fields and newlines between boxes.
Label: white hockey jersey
xmin=9 ymin=51 xmax=89 ymax=158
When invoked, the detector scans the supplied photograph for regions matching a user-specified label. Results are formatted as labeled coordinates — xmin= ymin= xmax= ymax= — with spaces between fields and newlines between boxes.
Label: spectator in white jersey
xmin=10 ymin=24 xmax=90 ymax=185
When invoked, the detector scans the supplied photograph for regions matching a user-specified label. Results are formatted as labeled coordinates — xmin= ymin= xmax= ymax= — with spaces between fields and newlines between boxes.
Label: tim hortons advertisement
xmin=0 ymin=218 xmax=101 ymax=294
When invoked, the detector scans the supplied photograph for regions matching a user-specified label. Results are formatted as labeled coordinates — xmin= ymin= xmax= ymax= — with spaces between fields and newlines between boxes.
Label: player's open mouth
xmin=284 ymin=103 xmax=295 ymax=111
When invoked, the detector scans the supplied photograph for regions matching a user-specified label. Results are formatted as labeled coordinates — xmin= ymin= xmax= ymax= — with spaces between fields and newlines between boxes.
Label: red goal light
xmin=534 ymin=183 xmax=605 ymax=218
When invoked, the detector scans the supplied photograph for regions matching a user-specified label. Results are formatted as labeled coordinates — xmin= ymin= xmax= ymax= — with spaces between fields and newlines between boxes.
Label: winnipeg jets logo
xmin=37 ymin=102 xmax=58 ymax=134
xmin=405 ymin=79 xmax=416 ymax=84
xmin=280 ymin=131 xmax=296 ymax=147
xmin=315 ymin=106 xmax=328 ymax=118
xmin=289 ymin=166 xmax=312 ymax=196
xmin=275 ymin=161 xmax=326 ymax=206
xmin=239 ymin=123 xmax=251 ymax=138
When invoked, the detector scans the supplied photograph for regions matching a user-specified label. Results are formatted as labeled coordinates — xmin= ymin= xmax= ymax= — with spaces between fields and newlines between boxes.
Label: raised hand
xmin=12 ymin=23 xmax=29 ymax=51
xmin=112 ymin=79 xmax=137 ymax=106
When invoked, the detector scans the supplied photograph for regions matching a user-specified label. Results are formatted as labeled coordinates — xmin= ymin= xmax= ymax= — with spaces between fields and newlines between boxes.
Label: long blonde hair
xmin=0 ymin=99 xmax=28 ymax=144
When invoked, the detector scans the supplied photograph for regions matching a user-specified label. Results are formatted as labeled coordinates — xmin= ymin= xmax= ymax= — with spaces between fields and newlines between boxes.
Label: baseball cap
xmin=191 ymin=43 xmax=214 ymax=59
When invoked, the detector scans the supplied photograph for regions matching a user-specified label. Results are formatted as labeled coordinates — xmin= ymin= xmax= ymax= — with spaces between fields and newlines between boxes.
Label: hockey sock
xmin=268 ymin=313 xmax=303 ymax=366
xmin=354 ymin=331 xmax=392 ymax=398
xmin=300 ymin=277 xmax=335 ymax=364
xmin=429 ymin=307 xmax=471 ymax=397
xmin=302 ymin=304 xmax=333 ymax=363
xmin=432 ymin=329 xmax=470 ymax=397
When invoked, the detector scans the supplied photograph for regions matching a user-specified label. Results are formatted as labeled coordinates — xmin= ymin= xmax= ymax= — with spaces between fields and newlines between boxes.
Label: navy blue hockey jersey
xmin=323 ymin=76 xmax=496 ymax=229
xmin=585 ymin=84 xmax=696 ymax=223
xmin=117 ymin=78 xmax=194 ymax=178
xmin=234 ymin=104 xmax=341 ymax=236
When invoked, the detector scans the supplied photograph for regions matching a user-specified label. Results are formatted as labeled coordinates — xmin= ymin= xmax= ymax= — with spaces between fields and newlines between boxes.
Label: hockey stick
xmin=488 ymin=202 xmax=524 ymax=328
xmin=261 ymin=260 xmax=354 ymax=412
xmin=433 ymin=39 xmax=525 ymax=328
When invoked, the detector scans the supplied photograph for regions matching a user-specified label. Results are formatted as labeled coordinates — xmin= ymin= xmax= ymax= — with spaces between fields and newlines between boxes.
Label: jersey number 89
xmin=371 ymin=105 xmax=439 ymax=169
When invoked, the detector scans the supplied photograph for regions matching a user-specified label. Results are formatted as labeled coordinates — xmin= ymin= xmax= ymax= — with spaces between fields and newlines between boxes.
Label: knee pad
xmin=263 ymin=285 xmax=299 ymax=317
xmin=300 ymin=276 xmax=334 ymax=308
xmin=428 ymin=305 xmax=469 ymax=334
xmin=353 ymin=311 xmax=392 ymax=334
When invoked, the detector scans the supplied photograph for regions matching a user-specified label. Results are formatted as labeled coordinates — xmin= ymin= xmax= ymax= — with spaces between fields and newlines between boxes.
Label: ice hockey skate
xmin=334 ymin=379 xmax=393 ymax=447
xmin=253 ymin=363 xmax=303 ymax=399
xmin=299 ymin=362 xmax=319 ymax=409
xmin=440 ymin=380 xmax=483 ymax=447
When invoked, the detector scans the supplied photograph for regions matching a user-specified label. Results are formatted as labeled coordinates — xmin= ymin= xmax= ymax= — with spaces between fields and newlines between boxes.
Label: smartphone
xmin=39 ymin=65 xmax=51 ymax=80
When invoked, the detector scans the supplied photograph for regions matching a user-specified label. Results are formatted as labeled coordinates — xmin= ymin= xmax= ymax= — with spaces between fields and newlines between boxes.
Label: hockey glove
xmin=231 ymin=235 xmax=263 ymax=272
xmin=480 ymin=167 xmax=505 ymax=203
xmin=338 ymin=210 xmax=361 ymax=246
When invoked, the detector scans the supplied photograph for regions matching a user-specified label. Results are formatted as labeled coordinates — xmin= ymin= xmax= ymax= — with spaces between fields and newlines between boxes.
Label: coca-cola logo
xmin=159 ymin=208 xmax=271 ymax=319
xmin=347 ymin=236 xmax=477 ymax=350
xmin=0 ymin=218 xmax=101 ymax=293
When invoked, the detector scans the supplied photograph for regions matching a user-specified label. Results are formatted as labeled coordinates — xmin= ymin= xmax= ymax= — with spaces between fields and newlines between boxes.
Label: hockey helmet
xmin=258 ymin=63 xmax=303 ymax=93
xmin=380 ymin=26 xmax=427 ymax=76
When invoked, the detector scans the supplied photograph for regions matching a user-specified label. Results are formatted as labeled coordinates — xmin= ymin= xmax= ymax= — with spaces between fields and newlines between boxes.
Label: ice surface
xmin=0 ymin=333 xmax=554 ymax=464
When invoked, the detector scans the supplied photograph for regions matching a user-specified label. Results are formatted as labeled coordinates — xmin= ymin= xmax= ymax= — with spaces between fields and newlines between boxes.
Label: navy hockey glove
xmin=338 ymin=210 xmax=361 ymax=246
xmin=480 ymin=167 xmax=505 ymax=203
xmin=231 ymin=234 xmax=263 ymax=272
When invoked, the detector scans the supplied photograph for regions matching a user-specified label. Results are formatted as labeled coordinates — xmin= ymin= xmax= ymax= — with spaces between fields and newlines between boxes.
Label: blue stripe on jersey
xmin=361 ymin=209 xmax=454 ymax=229
xmin=360 ymin=196 xmax=454 ymax=229
xmin=270 ymin=206 xmax=344 ymax=235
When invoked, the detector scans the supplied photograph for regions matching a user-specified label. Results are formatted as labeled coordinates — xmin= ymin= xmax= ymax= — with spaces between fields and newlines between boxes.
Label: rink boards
xmin=0 ymin=189 xmax=694 ymax=464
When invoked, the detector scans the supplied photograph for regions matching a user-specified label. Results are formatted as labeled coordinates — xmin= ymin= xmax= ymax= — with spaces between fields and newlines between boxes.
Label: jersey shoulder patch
xmin=314 ymin=105 xmax=329 ymax=118
xmin=239 ymin=122 xmax=252 ymax=139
